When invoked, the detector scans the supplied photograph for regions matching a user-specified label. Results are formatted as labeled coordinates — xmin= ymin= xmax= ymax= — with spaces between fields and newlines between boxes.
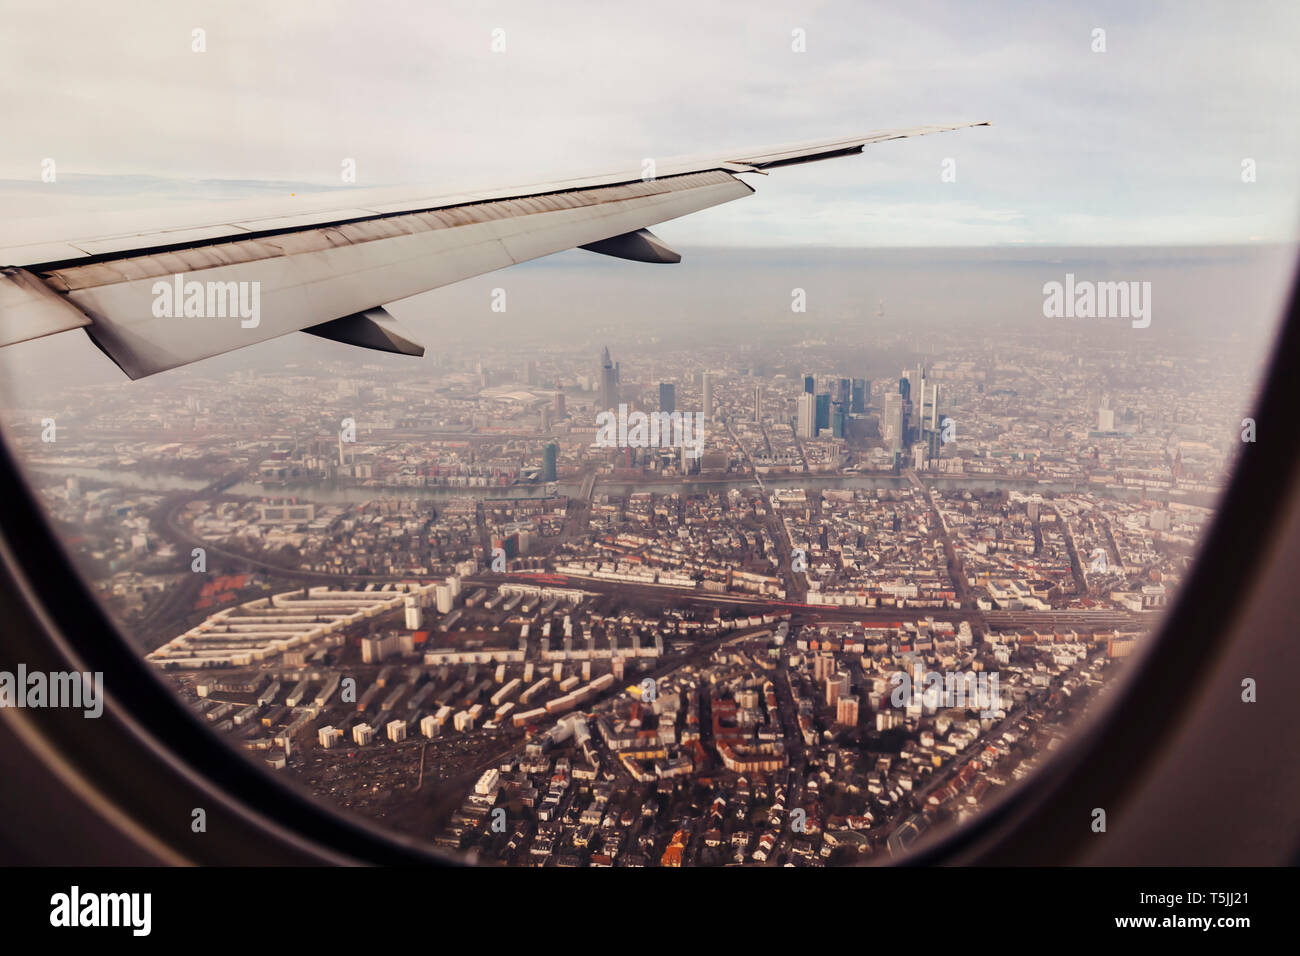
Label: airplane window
xmin=1 ymin=2 xmax=1297 ymax=868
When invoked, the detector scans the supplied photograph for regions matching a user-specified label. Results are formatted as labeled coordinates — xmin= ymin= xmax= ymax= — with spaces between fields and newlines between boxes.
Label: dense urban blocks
xmin=15 ymin=330 xmax=1238 ymax=865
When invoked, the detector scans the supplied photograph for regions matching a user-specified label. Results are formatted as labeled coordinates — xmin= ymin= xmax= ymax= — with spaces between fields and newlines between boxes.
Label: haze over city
xmin=0 ymin=0 xmax=1295 ymax=871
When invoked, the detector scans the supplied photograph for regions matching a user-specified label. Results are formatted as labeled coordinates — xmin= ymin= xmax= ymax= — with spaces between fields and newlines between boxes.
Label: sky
xmin=1 ymin=0 xmax=1298 ymax=246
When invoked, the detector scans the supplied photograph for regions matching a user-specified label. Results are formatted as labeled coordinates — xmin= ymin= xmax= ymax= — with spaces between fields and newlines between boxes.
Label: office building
xmin=542 ymin=442 xmax=558 ymax=482
xmin=815 ymin=393 xmax=831 ymax=432
xmin=851 ymin=378 xmax=866 ymax=413
xmin=884 ymin=392 xmax=904 ymax=452
xmin=797 ymin=393 xmax=817 ymax=439
xmin=659 ymin=382 xmax=676 ymax=415
xmin=599 ymin=346 xmax=617 ymax=412
xmin=703 ymin=372 xmax=714 ymax=419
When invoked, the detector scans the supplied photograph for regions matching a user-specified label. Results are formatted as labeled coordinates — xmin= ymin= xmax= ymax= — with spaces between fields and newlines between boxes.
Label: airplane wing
xmin=0 ymin=122 xmax=988 ymax=379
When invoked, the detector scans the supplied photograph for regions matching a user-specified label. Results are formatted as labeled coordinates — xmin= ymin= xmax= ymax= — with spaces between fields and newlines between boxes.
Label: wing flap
xmin=0 ymin=267 xmax=92 ymax=348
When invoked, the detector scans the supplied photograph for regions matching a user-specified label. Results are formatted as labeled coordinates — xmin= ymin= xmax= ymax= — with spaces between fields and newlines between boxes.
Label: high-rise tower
xmin=815 ymin=393 xmax=831 ymax=432
xmin=851 ymin=378 xmax=866 ymax=414
xmin=659 ymin=382 xmax=676 ymax=415
xmin=797 ymin=393 xmax=817 ymax=439
xmin=599 ymin=347 xmax=617 ymax=412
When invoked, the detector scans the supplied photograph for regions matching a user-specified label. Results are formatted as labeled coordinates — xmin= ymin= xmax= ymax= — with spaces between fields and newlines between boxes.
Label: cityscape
xmin=2 ymin=301 xmax=1259 ymax=866
xmin=1 ymin=0 xmax=1298 ymax=931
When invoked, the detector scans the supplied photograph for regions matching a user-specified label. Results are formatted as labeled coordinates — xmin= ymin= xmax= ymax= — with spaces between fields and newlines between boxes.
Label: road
xmin=724 ymin=419 xmax=806 ymax=602
xmin=905 ymin=467 xmax=974 ymax=609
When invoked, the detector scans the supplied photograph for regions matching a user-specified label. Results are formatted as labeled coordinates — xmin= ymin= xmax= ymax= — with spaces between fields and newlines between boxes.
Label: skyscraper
xmin=884 ymin=392 xmax=904 ymax=452
xmin=599 ymin=347 xmax=617 ymax=412
xmin=703 ymin=372 xmax=714 ymax=419
xmin=753 ymin=386 xmax=763 ymax=422
xmin=815 ymin=393 xmax=831 ymax=432
xmin=851 ymin=378 xmax=866 ymax=414
xmin=659 ymin=382 xmax=676 ymax=415
xmin=542 ymin=443 xmax=558 ymax=482
xmin=554 ymin=389 xmax=566 ymax=419
xmin=914 ymin=366 xmax=928 ymax=439
xmin=837 ymin=378 xmax=851 ymax=405
xmin=797 ymin=393 xmax=817 ymax=439
xmin=804 ymin=375 xmax=815 ymax=395
xmin=832 ymin=405 xmax=846 ymax=438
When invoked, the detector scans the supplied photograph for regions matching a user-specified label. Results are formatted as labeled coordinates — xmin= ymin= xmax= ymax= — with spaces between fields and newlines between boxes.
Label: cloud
xmin=0 ymin=0 xmax=1296 ymax=245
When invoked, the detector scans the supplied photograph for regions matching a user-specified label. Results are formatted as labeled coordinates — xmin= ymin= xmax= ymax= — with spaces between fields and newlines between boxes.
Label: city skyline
xmin=0 ymin=297 xmax=1255 ymax=865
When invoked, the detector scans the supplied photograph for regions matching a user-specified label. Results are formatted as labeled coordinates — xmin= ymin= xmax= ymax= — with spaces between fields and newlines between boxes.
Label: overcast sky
xmin=2 ymin=0 xmax=1298 ymax=245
